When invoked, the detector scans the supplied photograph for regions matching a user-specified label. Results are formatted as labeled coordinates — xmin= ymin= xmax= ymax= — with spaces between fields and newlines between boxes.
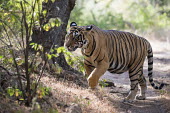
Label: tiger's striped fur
xmin=64 ymin=22 xmax=164 ymax=102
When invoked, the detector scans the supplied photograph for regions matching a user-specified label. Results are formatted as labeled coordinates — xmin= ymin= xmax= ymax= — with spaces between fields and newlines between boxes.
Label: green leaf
xmin=57 ymin=47 xmax=65 ymax=53
xmin=42 ymin=10 xmax=47 ymax=16
xmin=7 ymin=87 xmax=15 ymax=96
xmin=19 ymin=98 xmax=24 ymax=101
xmin=51 ymin=0 xmax=55 ymax=3
xmin=27 ymin=68 xmax=31 ymax=72
xmin=47 ymin=54 xmax=52 ymax=60
xmin=52 ymin=54 xmax=58 ymax=57
xmin=29 ymin=43 xmax=35 ymax=46
xmin=55 ymin=17 xmax=62 ymax=27
xmin=50 ymin=49 xmax=54 ymax=53
xmin=38 ymin=44 xmax=44 ymax=51
xmin=33 ymin=44 xmax=38 ymax=50
xmin=51 ymin=22 xmax=55 ymax=27
xmin=0 ymin=55 xmax=4 ymax=59
xmin=43 ymin=24 xmax=50 ymax=31
xmin=44 ymin=0 xmax=48 ymax=3
xmin=8 ymin=58 xmax=13 ymax=63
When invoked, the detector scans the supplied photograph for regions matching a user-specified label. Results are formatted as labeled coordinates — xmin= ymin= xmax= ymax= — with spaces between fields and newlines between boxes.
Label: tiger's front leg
xmin=87 ymin=62 xmax=109 ymax=89
xmin=84 ymin=63 xmax=94 ymax=78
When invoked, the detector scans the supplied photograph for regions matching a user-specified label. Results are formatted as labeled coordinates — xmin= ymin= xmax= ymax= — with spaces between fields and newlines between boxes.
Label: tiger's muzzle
xmin=66 ymin=41 xmax=86 ymax=51
xmin=66 ymin=43 xmax=79 ymax=51
xmin=65 ymin=35 xmax=87 ymax=51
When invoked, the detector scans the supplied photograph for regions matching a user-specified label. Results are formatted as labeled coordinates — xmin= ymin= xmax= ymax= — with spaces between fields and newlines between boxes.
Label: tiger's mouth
xmin=67 ymin=40 xmax=87 ymax=52
xmin=67 ymin=45 xmax=78 ymax=51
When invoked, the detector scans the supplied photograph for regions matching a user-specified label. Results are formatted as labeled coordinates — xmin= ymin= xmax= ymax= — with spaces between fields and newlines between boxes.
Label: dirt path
xmin=100 ymin=40 xmax=170 ymax=113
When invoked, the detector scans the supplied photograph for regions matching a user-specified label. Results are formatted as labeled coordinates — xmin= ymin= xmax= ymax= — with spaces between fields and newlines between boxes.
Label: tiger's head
xmin=64 ymin=22 xmax=93 ymax=51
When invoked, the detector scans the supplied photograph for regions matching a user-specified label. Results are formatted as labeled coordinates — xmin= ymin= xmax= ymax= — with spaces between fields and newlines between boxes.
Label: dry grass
xmin=40 ymin=76 xmax=117 ymax=113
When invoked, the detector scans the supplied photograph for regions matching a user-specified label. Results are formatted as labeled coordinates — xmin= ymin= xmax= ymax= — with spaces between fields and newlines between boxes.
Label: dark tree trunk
xmin=31 ymin=0 xmax=77 ymax=71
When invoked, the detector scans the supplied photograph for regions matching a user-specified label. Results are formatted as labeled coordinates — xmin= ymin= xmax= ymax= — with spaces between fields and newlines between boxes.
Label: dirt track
xmin=101 ymin=40 xmax=170 ymax=113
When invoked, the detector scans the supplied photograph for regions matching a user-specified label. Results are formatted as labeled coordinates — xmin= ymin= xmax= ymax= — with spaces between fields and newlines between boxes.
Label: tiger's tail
xmin=147 ymin=45 xmax=164 ymax=89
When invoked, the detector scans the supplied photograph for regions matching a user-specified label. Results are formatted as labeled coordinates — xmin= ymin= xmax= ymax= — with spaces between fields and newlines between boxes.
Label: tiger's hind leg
xmin=124 ymin=65 xmax=147 ymax=103
xmin=124 ymin=69 xmax=141 ymax=103
xmin=136 ymin=75 xmax=147 ymax=100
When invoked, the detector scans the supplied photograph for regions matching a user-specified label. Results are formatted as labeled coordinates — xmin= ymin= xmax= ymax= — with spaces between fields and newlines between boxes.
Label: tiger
xmin=64 ymin=22 xmax=164 ymax=102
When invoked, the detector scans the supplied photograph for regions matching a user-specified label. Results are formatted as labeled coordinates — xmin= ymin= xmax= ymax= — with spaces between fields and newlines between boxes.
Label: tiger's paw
xmin=136 ymin=95 xmax=146 ymax=100
xmin=87 ymin=77 xmax=98 ymax=89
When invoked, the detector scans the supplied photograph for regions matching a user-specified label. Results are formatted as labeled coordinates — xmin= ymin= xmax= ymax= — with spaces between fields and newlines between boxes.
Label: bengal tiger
xmin=64 ymin=22 xmax=164 ymax=102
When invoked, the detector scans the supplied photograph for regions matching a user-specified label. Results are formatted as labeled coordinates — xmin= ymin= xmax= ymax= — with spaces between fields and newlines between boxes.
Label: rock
xmin=66 ymin=103 xmax=82 ymax=113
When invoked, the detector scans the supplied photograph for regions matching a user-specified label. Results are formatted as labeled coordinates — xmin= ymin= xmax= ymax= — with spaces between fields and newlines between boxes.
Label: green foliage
xmin=50 ymin=47 xmax=85 ymax=73
xmin=69 ymin=0 xmax=126 ymax=30
xmin=0 ymin=0 xmax=61 ymax=37
xmin=36 ymin=85 xmax=51 ymax=99
xmin=0 ymin=48 xmax=14 ymax=69
xmin=70 ymin=0 xmax=170 ymax=32
xmin=6 ymin=84 xmax=51 ymax=100
xmin=30 ymin=43 xmax=44 ymax=51
xmin=99 ymin=79 xmax=109 ymax=88
xmin=62 ymin=48 xmax=84 ymax=73
xmin=6 ymin=87 xmax=23 ymax=99
xmin=0 ymin=55 xmax=4 ymax=59
xmin=30 ymin=45 xmax=84 ymax=74
xmin=128 ymin=0 xmax=170 ymax=30
xmin=6 ymin=87 xmax=15 ymax=96
xmin=43 ymin=18 xmax=61 ymax=31
xmin=0 ymin=0 xmax=62 ymax=106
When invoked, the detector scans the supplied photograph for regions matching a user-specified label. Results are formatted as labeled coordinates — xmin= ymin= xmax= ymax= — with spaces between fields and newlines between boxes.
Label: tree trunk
xmin=31 ymin=0 xmax=77 ymax=71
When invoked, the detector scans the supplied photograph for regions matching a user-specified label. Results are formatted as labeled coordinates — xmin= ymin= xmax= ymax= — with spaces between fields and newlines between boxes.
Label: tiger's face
xmin=64 ymin=22 xmax=92 ymax=51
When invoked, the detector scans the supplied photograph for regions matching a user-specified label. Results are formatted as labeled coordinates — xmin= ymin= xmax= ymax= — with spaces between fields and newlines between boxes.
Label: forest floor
xmin=0 ymin=40 xmax=170 ymax=113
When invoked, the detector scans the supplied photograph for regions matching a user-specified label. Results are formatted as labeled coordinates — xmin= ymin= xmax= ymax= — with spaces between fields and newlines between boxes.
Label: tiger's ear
xmin=86 ymin=25 xmax=93 ymax=31
xmin=70 ymin=22 xmax=77 ymax=27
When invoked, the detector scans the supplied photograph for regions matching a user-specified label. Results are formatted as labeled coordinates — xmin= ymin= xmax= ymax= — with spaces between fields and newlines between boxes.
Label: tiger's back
xmin=103 ymin=30 xmax=149 ymax=74
xmin=84 ymin=27 xmax=149 ymax=74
